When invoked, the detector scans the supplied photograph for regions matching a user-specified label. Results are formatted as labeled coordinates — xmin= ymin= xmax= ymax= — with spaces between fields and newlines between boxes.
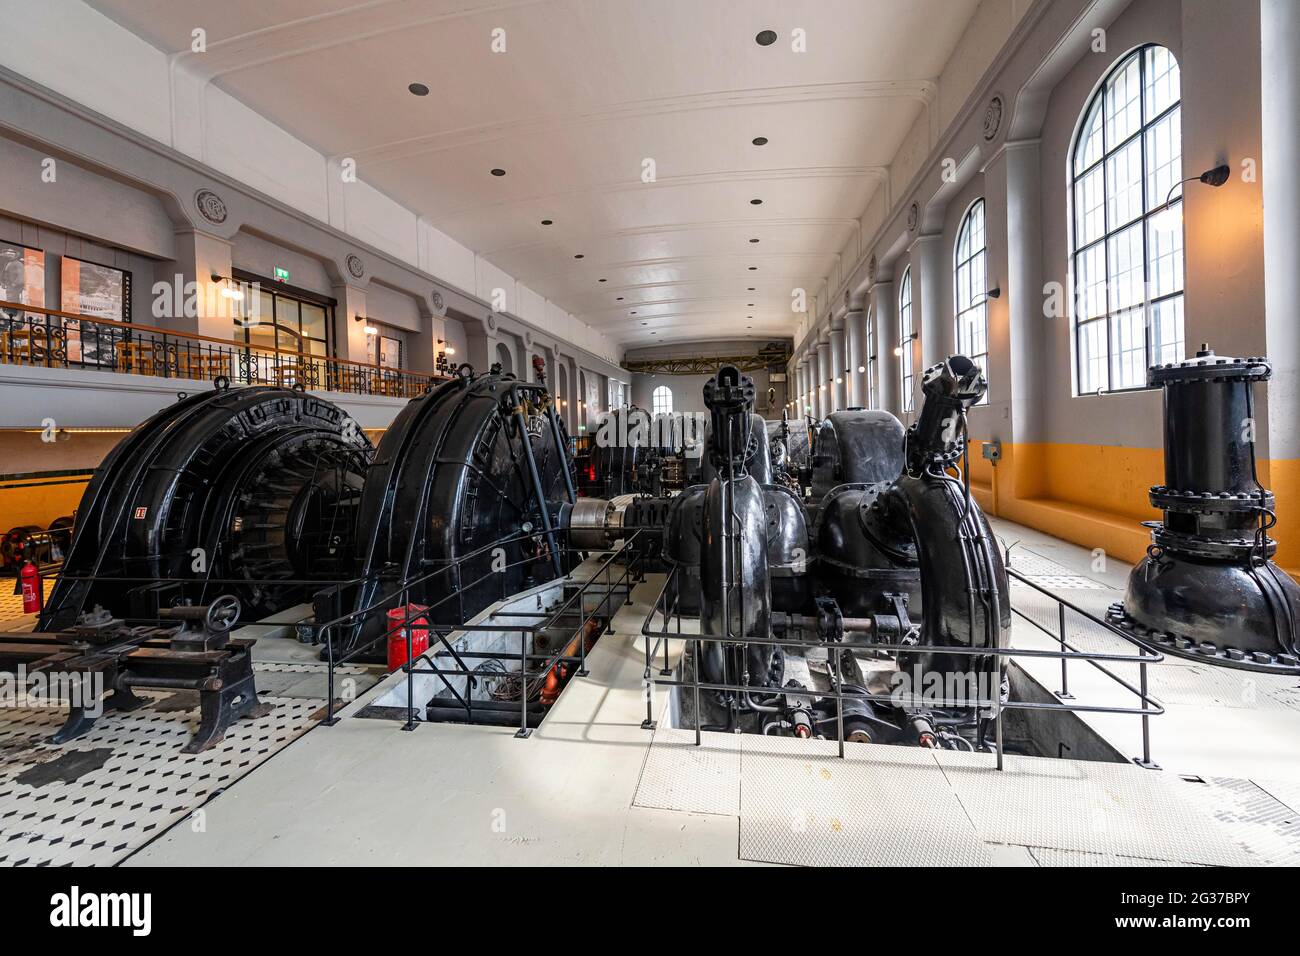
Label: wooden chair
xmin=1 ymin=328 xmax=57 ymax=366
xmin=179 ymin=353 xmax=232 ymax=381
xmin=333 ymin=367 xmax=367 ymax=394
xmin=272 ymin=362 xmax=303 ymax=388
xmin=372 ymin=375 xmax=403 ymax=397
xmin=117 ymin=341 xmax=162 ymax=376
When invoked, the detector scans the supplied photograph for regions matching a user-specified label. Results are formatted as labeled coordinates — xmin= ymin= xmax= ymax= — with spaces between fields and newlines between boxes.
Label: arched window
xmin=495 ymin=342 xmax=513 ymax=376
xmin=898 ymin=267 xmax=914 ymax=413
xmin=652 ymin=384 xmax=673 ymax=415
xmin=1070 ymin=44 xmax=1184 ymax=394
xmin=955 ymin=198 xmax=989 ymax=404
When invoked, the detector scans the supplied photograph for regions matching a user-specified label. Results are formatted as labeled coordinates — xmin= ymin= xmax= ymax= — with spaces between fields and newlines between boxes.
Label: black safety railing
xmin=0 ymin=300 xmax=451 ymax=398
xmin=639 ymin=563 xmax=1165 ymax=770
xmin=314 ymin=527 xmax=644 ymax=737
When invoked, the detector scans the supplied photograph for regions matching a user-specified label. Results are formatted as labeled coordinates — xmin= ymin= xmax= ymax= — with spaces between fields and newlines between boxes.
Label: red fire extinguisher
xmin=19 ymin=560 xmax=42 ymax=614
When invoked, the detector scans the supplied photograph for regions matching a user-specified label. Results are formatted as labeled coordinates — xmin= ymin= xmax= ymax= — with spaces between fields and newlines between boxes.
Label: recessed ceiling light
xmin=490 ymin=168 xmax=506 ymax=177
xmin=630 ymin=310 xmax=637 ymax=315
xmin=749 ymin=238 xmax=760 ymax=243
xmin=540 ymin=219 xmax=553 ymax=225
xmin=408 ymin=82 xmax=430 ymax=96
xmin=755 ymin=30 xmax=778 ymax=46
xmin=599 ymin=278 xmax=607 ymax=282
xmin=641 ymin=321 xmax=647 ymax=325
xmin=574 ymin=253 xmax=584 ymax=259
xmin=750 ymin=199 xmax=763 ymax=206
xmin=752 ymin=136 xmax=768 ymax=146
xmin=616 ymin=296 xmax=624 ymax=301
xmin=747 ymin=287 xmax=755 ymax=291
xmin=748 ymin=267 xmax=758 ymax=271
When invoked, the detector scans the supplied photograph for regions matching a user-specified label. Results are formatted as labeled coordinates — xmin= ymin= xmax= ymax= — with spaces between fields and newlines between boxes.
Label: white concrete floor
xmin=987 ymin=516 xmax=1300 ymax=785
xmin=120 ymin=521 xmax=1300 ymax=866
xmin=127 ymin=574 xmax=753 ymax=866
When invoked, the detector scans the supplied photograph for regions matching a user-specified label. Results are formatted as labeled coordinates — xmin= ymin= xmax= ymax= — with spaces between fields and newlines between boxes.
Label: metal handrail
xmin=638 ymin=563 xmax=1165 ymax=770
xmin=317 ymin=527 xmax=644 ymax=736
xmin=0 ymin=299 xmax=452 ymax=398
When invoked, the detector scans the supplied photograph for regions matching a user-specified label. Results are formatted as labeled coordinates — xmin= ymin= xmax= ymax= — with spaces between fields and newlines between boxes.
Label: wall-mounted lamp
xmin=893 ymin=332 xmax=918 ymax=357
xmin=977 ymin=286 xmax=1002 ymax=302
xmin=353 ymin=314 xmax=379 ymax=336
xmin=210 ymin=273 xmax=244 ymax=301
xmin=1153 ymin=163 xmax=1231 ymax=233
xmin=857 ymin=365 xmax=866 ymax=374
xmin=437 ymin=338 xmax=456 ymax=356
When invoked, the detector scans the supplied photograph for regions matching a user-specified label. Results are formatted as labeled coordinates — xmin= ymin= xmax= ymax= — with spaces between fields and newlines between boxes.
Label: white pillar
xmin=983 ymin=139 xmax=1043 ymax=440
xmin=911 ymin=234 xmax=946 ymax=372
xmin=1263 ymin=0 xmax=1300 ymax=462
xmin=870 ymin=282 xmax=896 ymax=416
xmin=816 ymin=340 xmax=831 ymax=419
xmin=845 ymin=309 xmax=865 ymax=408
xmin=829 ymin=325 xmax=847 ymax=412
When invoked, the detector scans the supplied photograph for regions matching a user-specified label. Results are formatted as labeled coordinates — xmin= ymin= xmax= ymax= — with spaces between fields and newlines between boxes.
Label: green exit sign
xmin=273 ymin=267 xmax=290 ymax=282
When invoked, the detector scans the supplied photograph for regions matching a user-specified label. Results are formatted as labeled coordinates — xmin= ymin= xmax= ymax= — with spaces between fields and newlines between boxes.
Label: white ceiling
xmin=87 ymin=0 xmax=983 ymax=347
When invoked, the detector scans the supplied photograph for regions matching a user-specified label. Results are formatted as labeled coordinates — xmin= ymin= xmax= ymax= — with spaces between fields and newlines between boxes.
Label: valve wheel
xmin=205 ymin=595 xmax=242 ymax=633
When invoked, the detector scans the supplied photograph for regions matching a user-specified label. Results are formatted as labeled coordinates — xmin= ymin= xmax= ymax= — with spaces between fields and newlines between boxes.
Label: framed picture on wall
xmin=0 ymin=242 xmax=46 ymax=327
xmin=61 ymin=256 xmax=131 ymax=365
xmin=367 ymin=330 xmax=402 ymax=369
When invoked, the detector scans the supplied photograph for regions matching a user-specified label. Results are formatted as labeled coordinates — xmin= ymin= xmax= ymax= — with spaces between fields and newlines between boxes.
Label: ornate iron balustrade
xmin=0 ymin=300 xmax=453 ymax=398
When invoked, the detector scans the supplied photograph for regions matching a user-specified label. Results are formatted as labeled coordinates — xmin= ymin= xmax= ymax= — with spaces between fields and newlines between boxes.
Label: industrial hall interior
xmin=0 ymin=0 xmax=1298 ymax=873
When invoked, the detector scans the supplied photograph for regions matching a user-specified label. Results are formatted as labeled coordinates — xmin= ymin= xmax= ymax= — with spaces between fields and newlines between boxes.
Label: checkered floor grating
xmin=0 ymin=690 xmax=322 ymax=866
xmin=1009 ymin=583 xmax=1300 ymax=711
xmin=633 ymin=728 xmax=1300 ymax=866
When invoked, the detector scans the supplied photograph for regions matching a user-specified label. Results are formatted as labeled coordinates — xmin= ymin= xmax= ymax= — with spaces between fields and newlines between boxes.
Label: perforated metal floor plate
xmin=738 ymin=736 xmax=991 ymax=867
xmin=1004 ymin=552 xmax=1077 ymax=578
xmin=1021 ymin=574 xmax=1110 ymax=590
xmin=1010 ymin=584 xmax=1129 ymax=655
xmin=1011 ymin=584 xmax=1300 ymax=713
xmin=633 ymin=727 xmax=740 ymax=816
xmin=933 ymin=750 xmax=1251 ymax=866
xmin=1175 ymin=776 xmax=1300 ymax=866
xmin=0 ymin=693 xmax=321 ymax=866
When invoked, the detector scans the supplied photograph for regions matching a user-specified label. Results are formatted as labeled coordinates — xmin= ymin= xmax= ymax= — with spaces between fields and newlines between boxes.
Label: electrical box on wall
xmin=982 ymin=439 xmax=1002 ymax=462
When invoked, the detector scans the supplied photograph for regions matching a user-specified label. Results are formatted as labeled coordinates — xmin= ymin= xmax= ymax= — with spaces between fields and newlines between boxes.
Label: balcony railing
xmin=0 ymin=300 xmax=453 ymax=398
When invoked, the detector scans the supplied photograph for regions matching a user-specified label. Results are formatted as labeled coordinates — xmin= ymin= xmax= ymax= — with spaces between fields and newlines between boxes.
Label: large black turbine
xmin=41 ymin=386 xmax=372 ymax=629
xmin=321 ymin=369 xmax=575 ymax=656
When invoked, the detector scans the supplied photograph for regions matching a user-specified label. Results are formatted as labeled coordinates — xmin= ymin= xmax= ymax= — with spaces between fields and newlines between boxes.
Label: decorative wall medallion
xmin=487 ymin=314 xmax=497 ymax=332
xmin=194 ymin=189 xmax=227 ymax=225
xmin=523 ymin=331 xmax=533 ymax=348
xmin=431 ymin=290 xmax=445 ymax=313
xmin=346 ymin=254 xmax=365 ymax=279
xmin=983 ymin=94 xmax=1005 ymax=141
xmin=868 ymin=254 xmax=878 ymax=282
xmin=907 ymin=202 xmax=919 ymax=232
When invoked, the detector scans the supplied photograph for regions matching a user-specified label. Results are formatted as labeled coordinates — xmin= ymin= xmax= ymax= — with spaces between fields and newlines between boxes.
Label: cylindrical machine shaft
xmin=1111 ymin=346 xmax=1299 ymax=673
